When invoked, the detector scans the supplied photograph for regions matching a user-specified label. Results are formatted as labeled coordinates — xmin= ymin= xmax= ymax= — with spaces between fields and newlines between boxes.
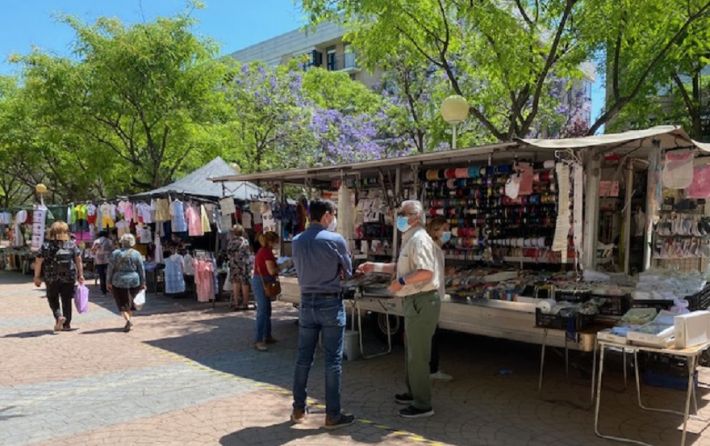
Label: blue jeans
xmin=251 ymin=276 xmax=272 ymax=342
xmin=292 ymin=293 xmax=345 ymax=418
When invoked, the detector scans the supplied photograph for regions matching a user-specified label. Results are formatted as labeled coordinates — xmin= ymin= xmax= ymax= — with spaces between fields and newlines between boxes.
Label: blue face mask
xmin=441 ymin=231 xmax=452 ymax=244
xmin=396 ymin=215 xmax=412 ymax=233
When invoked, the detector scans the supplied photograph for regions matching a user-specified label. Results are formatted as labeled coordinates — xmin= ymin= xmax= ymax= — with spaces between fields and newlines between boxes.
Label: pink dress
xmin=186 ymin=204 xmax=203 ymax=237
xmin=194 ymin=259 xmax=214 ymax=302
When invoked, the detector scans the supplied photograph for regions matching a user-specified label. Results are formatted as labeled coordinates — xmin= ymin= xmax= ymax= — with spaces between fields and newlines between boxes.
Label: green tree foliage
xmin=19 ymin=13 xmax=231 ymax=194
xmin=302 ymin=0 xmax=710 ymax=139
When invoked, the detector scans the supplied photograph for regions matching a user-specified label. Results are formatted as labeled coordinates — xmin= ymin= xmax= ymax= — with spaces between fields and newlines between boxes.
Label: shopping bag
xmin=73 ymin=284 xmax=89 ymax=314
xmin=133 ymin=289 xmax=146 ymax=311
xmin=224 ymin=267 xmax=233 ymax=291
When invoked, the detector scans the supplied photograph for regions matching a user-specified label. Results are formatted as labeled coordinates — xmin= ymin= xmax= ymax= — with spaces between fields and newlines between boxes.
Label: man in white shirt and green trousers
xmin=358 ymin=200 xmax=442 ymax=418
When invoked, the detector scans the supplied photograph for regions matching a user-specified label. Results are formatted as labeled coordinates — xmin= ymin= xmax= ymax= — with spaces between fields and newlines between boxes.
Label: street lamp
xmin=440 ymin=95 xmax=469 ymax=149
xmin=35 ymin=183 xmax=47 ymax=206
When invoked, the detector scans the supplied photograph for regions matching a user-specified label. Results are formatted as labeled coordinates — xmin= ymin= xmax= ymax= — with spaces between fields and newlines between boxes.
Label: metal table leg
xmin=595 ymin=344 xmax=653 ymax=446
xmin=590 ymin=338 xmax=597 ymax=405
xmin=633 ymin=351 xmax=702 ymax=419
xmin=681 ymin=356 xmax=697 ymax=446
xmin=538 ymin=328 xmax=548 ymax=393
xmin=355 ymin=298 xmax=392 ymax=359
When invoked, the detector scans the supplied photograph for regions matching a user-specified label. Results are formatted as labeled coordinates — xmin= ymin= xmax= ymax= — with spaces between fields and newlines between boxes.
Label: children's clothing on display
xmin=153 ymin=198 xmax=171 ymax=222
xmin=117 ymin=200 xmax=134 ymax=223
xmin=200 ymin=205 xmax=211 ymax=233
xmin=164 ymin=253 xmax=186 ymax=294
xmin=116 ymin=219 xmax=131 ymax=237
xmin=0 ymin=211 xmax=11 ymax=225
xmin=100 ymin=203 xmax=116 ymax=229
xmin=86 ymin=204 xmax=97 ymax=225
xmin=134 ymin=201 xmax=154 ymax=224
xmin=137 ymin=223 xmax=152 ymax=244
xmin=185 ymin=204 xmax=203 ymax=237
xmin=170 ymin=200 xmax=188 ymax=233
xmin=194 ymin=257 xmax=215 ymax=302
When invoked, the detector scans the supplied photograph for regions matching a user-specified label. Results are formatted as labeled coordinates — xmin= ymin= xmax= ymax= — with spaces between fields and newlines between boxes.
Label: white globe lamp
xmin=440 ymin=95 xmax=469 ymax=149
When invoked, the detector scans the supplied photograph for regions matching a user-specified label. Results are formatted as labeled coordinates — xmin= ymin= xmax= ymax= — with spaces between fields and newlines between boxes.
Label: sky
xmin=0 ymin=0 xmax=605 ymax=126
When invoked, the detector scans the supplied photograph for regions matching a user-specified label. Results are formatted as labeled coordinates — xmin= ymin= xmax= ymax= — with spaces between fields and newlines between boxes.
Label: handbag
xmin=73 ymin=284 xmax=89 ymax=314
xmin=133 ymin=289 xmax=146 ymax=310
xmin=260 ymin=275 xmax=281 ymax=301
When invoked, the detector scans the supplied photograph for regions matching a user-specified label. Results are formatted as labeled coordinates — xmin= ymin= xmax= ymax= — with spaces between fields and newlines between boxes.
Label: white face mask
xmin=327 ymin=215 xmax=337 ymax=232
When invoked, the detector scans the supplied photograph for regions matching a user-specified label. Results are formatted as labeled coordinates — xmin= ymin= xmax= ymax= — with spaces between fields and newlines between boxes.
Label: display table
xmin=594 ymin=339 xmax=710 ymax=446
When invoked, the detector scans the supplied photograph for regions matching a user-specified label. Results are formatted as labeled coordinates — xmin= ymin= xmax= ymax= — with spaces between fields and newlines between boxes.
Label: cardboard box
xmin=674 ymin=311 xmax=710 ymax=349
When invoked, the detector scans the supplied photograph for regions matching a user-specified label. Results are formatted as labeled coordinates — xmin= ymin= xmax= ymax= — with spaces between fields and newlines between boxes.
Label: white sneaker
xmin=430 ymin=371 xmax=453 ymax=381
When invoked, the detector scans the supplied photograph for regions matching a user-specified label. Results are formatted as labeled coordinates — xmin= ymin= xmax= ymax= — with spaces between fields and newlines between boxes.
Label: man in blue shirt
xmin=290 ymin=199 xmax=354 ymax=429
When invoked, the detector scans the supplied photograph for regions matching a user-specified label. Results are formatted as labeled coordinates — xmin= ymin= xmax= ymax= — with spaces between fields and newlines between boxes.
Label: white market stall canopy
xmin=520 ymin=125 xmax=710 ymax=154
xmin=132 ymin=157 xmax=267 ymax=201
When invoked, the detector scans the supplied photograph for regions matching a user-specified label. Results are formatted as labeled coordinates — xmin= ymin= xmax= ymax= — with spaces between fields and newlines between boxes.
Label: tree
xmin=302 ymin=0 xmax=594 ymax=140
xmin=19 ymin=13 xmax=231 ymax=192
xmin=590 ymin=0 xmax=710 ymax=135
xmin=302 ymin=0 xmax=710 ymax=139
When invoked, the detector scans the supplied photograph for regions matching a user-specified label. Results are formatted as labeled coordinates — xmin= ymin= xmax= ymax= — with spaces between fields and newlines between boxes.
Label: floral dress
xmin=227 ymin=236 xmax=253 ymax=283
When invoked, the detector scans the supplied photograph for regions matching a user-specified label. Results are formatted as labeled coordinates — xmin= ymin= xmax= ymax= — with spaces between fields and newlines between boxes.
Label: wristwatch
xmin=398 ymin=276 xmax=406 ymax=286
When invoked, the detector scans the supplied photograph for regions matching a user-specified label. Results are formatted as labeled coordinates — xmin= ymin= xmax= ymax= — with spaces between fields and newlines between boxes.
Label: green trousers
xmin=404 ymin=290 xmax=441 ymax=410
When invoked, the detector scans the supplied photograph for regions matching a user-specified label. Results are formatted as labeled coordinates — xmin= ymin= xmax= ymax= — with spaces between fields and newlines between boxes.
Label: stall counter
xmin=277 ymin=275 xmax=597 ymax=351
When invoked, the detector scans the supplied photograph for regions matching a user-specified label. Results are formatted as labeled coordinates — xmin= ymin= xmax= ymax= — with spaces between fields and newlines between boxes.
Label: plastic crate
xmin=535 ymin=308 xmax=594 ymax=331
xmin=686 ymin=288 xmax=710 ymax=311
xmin=595 ymin=295 xmax=631 ymax=316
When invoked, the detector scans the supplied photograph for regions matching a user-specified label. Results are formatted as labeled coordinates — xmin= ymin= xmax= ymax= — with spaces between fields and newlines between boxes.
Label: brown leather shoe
xmin=290 ymin=408 xmax=306 ymax=424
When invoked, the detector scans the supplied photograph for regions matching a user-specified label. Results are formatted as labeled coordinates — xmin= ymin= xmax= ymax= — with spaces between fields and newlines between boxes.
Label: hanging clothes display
xmin=31 ymin=206 xmax=47 ymax=252
xmin=170 ymin=199 xmax=188 ymax=233
xmin=194 ymin=257 xmax=215 ymax=302
xmin=100 ymin=202 xmax=116 ymax=229
xmin=552 ymin=163 xmax=571 ymax=263
xmin=154 ymin=233 xmax=164 ymax=263
xmin=185 ymin=203 xmax=203 ymax=237
xmin=220 ymin=197 xmax=236 ymax=215
xmin=164 ymin=253 xmax=186 ymax=294
xmin=13 ymin=210 xmax=26 ymax=248
xmin=153 ymin=198 xmax=170 ymax=222
xmin=200 ymin=205 xmax=211 ymax=233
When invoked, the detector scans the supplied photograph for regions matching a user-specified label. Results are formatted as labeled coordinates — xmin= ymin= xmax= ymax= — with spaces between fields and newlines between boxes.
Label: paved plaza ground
xmin=2 ymin=270 xmax=710 ymax=445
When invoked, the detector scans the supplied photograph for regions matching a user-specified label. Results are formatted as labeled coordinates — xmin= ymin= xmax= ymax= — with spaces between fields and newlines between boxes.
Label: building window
xmin=326 ymin=46 xmax=337 ymax=71
xmin=343 ymin=44 xmax=356 ymax=69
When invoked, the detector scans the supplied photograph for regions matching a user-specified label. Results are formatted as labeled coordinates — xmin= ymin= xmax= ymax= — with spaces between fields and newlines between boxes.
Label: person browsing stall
xmin=358 ymin=200 xmax=442 ymax=418
xmin=290 ymin=199 xmax=355 ymax=430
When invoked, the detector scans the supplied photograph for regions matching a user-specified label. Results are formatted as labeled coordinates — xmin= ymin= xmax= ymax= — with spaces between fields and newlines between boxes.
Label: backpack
xmin=52 ymin=243 xmax=76 ymax=275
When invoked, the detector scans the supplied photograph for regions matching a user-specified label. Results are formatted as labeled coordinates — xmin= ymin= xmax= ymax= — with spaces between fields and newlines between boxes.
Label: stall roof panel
xmin=132 ymin=157 xmax=268 ymax=200
xmin=211 ymin=142 xmax=538 ymax=183
xmin=520 ymin=125 xmax=710 ymax=153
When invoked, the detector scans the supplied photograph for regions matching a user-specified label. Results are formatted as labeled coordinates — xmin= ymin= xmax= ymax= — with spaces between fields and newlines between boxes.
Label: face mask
xmin=327 ymin=215 xmax=337 ymax=232
xmin=441 ymin=231 xmax=452 ymax=244
xmin=396 ymin=216 xmax=412 ymax=233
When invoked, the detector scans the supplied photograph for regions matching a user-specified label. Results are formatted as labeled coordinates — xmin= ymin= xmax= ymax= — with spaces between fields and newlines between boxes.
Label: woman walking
xmin=251 ymin=231 xmax=279 ymax=351
xmin=107 ymin=234 xmax=145 ymax=333
xmin=227 ymin=225 xmax=253 ymax=311
xmin=33 ymin=221 xmax=84 ymax=332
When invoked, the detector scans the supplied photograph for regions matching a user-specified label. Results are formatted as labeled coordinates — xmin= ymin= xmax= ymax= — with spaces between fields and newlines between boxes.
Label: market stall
xmin=212 ymin=126 xmax=710 ymax=356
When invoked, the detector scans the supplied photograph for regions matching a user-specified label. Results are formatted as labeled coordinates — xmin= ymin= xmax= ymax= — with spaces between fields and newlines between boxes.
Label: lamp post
xmin=440 ymin=95 xmax=469 ymax=149
xmin=35 ymin=183 xmax=47 ymax=206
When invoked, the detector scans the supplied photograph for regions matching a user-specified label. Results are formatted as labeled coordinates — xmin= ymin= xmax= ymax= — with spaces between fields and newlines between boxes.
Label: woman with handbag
xmin=33 ymin=221 xmax=84 ymax=332
xmin=251 ymin=231 xmax=280 ymax=351
xmin=107 ymin=234 xmax=145 ymax=333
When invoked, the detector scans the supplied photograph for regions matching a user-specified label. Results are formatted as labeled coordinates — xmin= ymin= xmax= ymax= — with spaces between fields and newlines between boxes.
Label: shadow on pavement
xmin=80 ymin=327 xmax=125 ymax=335
xmin=2 ymin=329 xmax=55 ymax=338
xmin=219 ymin=420 xmax=380 ymax=445
xmin=0 ymin=406 xmax=23 ymax=421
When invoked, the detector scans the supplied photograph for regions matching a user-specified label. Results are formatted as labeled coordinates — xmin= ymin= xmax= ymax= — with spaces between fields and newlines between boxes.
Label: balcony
xmin=338 ymin=52 xmax=359 ymax=73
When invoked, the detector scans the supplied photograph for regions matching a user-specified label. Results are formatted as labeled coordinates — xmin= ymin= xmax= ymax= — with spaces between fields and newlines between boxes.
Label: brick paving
xmin=2 ymin=270 xmax=710 ymax=445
